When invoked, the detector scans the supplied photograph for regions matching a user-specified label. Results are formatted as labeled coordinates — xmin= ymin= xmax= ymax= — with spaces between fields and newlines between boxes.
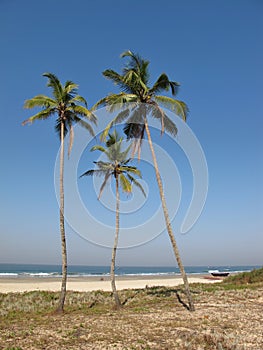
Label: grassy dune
xmin=223 ymin=267 xmax=263 ymax=285
xmin=0 ymin=269 xmax=263 ymax=349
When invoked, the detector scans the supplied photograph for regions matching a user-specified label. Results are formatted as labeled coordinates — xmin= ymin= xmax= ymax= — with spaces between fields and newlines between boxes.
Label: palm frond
xmin=169 ymin=81 xmax=180 ymax=96
xmin=98 ymin=172 xmax=111 ymax=199
xmin=74 ymin=117 xmax=95 ymax=137
xmin=148 ymin=102 xmax=165 ymax=134
xmin=122 ymin=158 xmax=132 ymax=165
xmin=122 ymin=70 xmax=139 ymax=89
xmin=162 ymin=114 xmax=178 ymax=137
xmin=150 ymin=105 xmax=178 ymax=136
xmin=106 ymin=130 xmax=121 ymax=148
xmin=94 ymin=94 xmax=130 ymax=114
xmin=64 ymin=81 xmax=78 ymax=95
xmin=100 ymin=122 xmax=113 ymax=143
xmin=99 ymin=131 xmax=131 ymax=164
xmin=154 ymin=95 xmax=189 ymax=121
xmin=80 ymin=169 xmax=107 ymax=177
xmin=120 ymin=50 xmax=133 ymax=59
xmin=106 ymin=142 xmax=123 ymax=163
xmin=140 ymin=59 xmax=150 ymax=85
xmin=103 ymin=69 xmax=132 ymax=93
xmin=23 ymin=95 xmax=57 ymax=109
xmin=105 ymin=93 xmax=138 ymax=113
xmin=150 ymin=73 xmax=170 ymax=94
xmin=123 ymin=122 xmax=144 ymax=140
xmin=22 ymin=108 xmax=56 ymax=125
xmin=43 ymin=72 xmax=63 ymax=100
xmin=79 ymin=169 xmax=96 ymax=177
xmin=95 ymin=161 xmax=114 ymax=172
xmin=123 ymin=107 xmax=146 ymax=158
xmin=118 ymin=144 xmax=132 ymax=163
xmin=120 ymin=166 xmax=141 ymax=177
xmin=91 ymin=96 xmax=108 ymax=110
xmin=70 ymin=105 xmax=97 ymax=123
xmin=119 ymin=174 xmax=132 ymax=194
xmin=122 ymin=70 xmax=148 ymax=96
xmin=69 ymin=95 xmax=88 ymax=107
xmin=123 ymin=106 xmax=145 ymax=139
xmin=90 ymin=145 xmax=106 ymax=153
xmin=150 ymin=74 xmax=180 ymax=96
xmin=100 ymin=108 xmax=130 ymax=141
xmin=127 ymin=174 xmax=146 ymax=197
xmin=130 ymin=138 xmax=142 ymax=160
xmin=121 ymin=50 xmax=150 ymax=85
xmin=124 ymin=121 xmax=145 ymax=160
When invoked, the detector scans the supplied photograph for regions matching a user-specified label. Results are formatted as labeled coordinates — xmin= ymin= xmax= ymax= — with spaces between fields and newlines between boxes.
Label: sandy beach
xmin=0 ymin=274 xmax=221 ymax=293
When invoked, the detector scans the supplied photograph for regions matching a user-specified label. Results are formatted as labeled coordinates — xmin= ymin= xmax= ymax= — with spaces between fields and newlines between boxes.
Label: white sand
xmin=0 ymin=275 xmax=221 ymax=293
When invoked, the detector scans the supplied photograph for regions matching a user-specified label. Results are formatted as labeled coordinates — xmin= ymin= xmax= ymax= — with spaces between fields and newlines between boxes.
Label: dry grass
xmin=0 ymin=282 xmax=263 ymax=350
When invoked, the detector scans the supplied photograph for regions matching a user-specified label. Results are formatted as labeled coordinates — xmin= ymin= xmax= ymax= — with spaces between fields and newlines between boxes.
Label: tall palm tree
xmin=80 ymin=131 xmax=145 ymax=309
xmin=22 ymin=73 xmax=96 ymax=313
xmin=93 ymin=51 xmax=195 ymax=311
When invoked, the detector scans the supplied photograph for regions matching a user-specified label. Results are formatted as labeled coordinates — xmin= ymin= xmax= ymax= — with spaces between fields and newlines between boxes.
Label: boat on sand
xmin=209 ymin=270 xmax=230 ymax=277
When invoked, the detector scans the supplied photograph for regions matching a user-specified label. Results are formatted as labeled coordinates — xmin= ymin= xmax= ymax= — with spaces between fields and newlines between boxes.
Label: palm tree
xmin=93 ymin=51 xmax=195 ymax=311
xmin=80 ymin=131 xmax=145 ymax=309
xmin=22 ymin=73 xmax=96 ymax=313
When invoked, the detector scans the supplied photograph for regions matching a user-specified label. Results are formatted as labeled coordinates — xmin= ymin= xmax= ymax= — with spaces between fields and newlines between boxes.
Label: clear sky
xmin=0 ymin=0 xmax=262 ymax=267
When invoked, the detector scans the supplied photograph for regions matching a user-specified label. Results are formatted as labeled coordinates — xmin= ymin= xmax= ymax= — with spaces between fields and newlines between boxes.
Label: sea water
xmin=0 ymin=264 xmax=261 ymax=278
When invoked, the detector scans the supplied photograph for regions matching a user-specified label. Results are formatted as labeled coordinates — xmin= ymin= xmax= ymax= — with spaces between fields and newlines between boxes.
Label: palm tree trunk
xmin=144 ymin=117 xmax=195 ymax=311
xmin=110 ymin=176 xmax=122 ymax=309
xmin=56 ymin=121 xmax=67 ymax=313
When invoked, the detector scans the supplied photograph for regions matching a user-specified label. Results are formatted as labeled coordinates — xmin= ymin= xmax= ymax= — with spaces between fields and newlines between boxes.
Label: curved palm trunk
xmin=110 ymin=176 xmax=122 ymax=309
xmin=144 ymin=117 xmax=195 ymax=311
xmin=56 ymin=121 xmax=68 ymax=313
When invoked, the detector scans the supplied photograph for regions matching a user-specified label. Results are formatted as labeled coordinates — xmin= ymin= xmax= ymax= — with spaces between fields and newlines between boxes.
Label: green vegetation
xmin=223 ymin=267 xmax=263 ymax=285
xmin=1 ymin=272 xmax=263 ymax=319
xmin=191 ymin=268 xmax=263 ymax=292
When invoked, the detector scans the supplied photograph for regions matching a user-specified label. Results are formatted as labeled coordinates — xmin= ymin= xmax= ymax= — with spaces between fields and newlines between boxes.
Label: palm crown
xmin=93 ymin=50 xmax=189 ymax=143
xmin=23 ymin=72 xmax=97 ymax=155
xmin=80 ymin=130 xmax=146 ymax=199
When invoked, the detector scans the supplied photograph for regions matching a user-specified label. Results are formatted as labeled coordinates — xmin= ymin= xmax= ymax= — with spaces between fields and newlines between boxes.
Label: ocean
xmin=0 ymin=264 xmax=261 ymax=278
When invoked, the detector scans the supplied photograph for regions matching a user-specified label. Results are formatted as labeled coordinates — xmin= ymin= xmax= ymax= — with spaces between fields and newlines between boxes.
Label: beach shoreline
xmin=0 ymin=274 xmax=222 ymax=293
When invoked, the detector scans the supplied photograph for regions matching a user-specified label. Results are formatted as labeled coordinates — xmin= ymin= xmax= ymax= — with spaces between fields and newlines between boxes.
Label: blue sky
xmin=0 ymin=0 xmax=262 ymax=266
